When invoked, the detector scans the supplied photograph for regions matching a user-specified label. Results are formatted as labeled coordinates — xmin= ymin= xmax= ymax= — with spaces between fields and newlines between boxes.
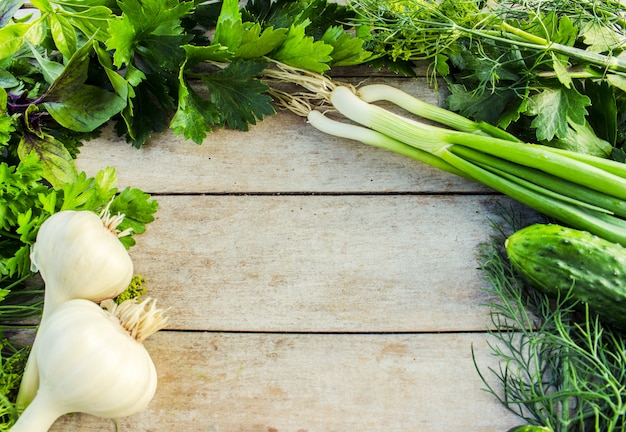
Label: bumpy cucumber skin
xmin=506 ymin=426 xmax=552 ymax=432
xmin=505 ymin=223 xmax=626 ymax=329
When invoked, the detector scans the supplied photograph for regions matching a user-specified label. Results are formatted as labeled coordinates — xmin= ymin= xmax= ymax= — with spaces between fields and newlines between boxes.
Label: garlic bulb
xmin=10 ymin=297 xmax=168 ymax=432
xmin=17 ymin=208 xmax=135 ymax=412
xmin=30 ymin=209 xmax=134 ymax=312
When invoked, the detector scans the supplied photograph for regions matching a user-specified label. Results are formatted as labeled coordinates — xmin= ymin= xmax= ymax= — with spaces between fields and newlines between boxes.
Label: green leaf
xmin=58 ymin=169 xmax=115 ymax=211
xmin=236 ymin=24 xmax=288 ymax=59
xmin=0 ymin=154 xmax=47 ymax=232
xmin=213 ymin=0 xmax=290 ymax=60
xmin=43 ymin=41 xmax=92 ymax=100
xmin=200 ymin=61 xmax=275 ymax=131
xmin=581 ymin=21 xmax=625 ymax=54
xmin=139 ymin=34 xmax=191 ymax=72
xmin=181 ymin=44 xmax=233 ymax=68
xmin=94 ymin=41 xmax=129 ymax=101
xmin=551 ymin=52 xmax=572 ymax=89
xmin=446 ymin=83 xmax=520 ymax=126
xmin=0 ymin=68 xmax=19 ymax=88
xmin=111 ymin=186 xmax=159 ymax=248
xmin=607 ymin=74 xmax=626 ymax=93
xmin=585 ymin=80 xmax=618 ymax=146
xmin=0 ymin=23 xmax=29 ymax=60
xmin=116 ymin=72 xmax=175 ymax=147
xmin=546 ymin=119 xmax=612 ymax=158
xmin=30 ymin=0 xmax=52 ymax=12
xmin=213 ymin=0 xmax=243 ymax=49
xmin=17 ymin=133 xmax=78 ymax=189
xmin=27 ymin=42 xmax=65 ymax=84
xmin=272 ymin=21 xmax=333 ymax=73
xmin=39 ymin=35 xmax=125 ymax=131
xmin=0 ymin=88 xmax=17 ymax=145
xmin=526 ymin=87 xmax=591 ymax=141
xmin=170 ymin=65 xmax=221 ymax=143
xmin=15 ymin=208 xmax=38 ymax=244
xmin=43 ymin=84 xmax=126 ymax=132
xmin=321 ymin=25 xmax=370 ymax=66
xmin=106 ymin=0 xmax=194 ymax=68
xmin=106 ymin=13 xmax=135 ymax=67
xmin=49 ymin=13 xmax=77 ymax=58
xmin=62 ymin=5 xmax=113 ymax=41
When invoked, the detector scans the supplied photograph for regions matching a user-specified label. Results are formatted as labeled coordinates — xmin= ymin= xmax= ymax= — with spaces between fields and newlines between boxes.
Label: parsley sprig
xmin=1 ymin=0 xmax=371 ymax=187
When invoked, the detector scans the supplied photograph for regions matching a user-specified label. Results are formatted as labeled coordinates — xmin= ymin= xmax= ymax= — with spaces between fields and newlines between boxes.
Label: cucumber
xmin=505 ymin=223 xmax=626 ymax=329
xmin=506 ymin=426 xmax=552 ymax=432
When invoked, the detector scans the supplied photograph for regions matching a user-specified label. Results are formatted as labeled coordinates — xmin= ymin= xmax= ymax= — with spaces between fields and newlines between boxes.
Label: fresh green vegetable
xmin=0 ymin=0 xmax=371 ymax=175
xmin=505 ymin=223 xmax=626 ymax=330
xmin=507 ymin=426 xmax=552 ymax=432
xmin=347 ymin=0 xmax=626 ymax=157
xmin=0 ymin=340 xmax=26 ymax=432
xmin=267 ymin=67 xmax=626 ymax=246
xmin=10 ymin=297 xmax=168 ymax=432
xmin=475 ymin=214 xmax=626 ymax=431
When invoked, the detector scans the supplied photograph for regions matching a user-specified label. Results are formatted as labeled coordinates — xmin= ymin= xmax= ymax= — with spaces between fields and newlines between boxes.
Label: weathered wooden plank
xmin=48 ymin=331 xmax=522 ymax=431
xmin=128 ymin=194 xmax=537 ymax=333
xmin=75 ymin=77 xmax=490 ymax=195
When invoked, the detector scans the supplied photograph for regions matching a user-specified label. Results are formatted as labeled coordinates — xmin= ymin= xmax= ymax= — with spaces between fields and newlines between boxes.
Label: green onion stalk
xmin=264 ymin=63 xmax=626 ymax=246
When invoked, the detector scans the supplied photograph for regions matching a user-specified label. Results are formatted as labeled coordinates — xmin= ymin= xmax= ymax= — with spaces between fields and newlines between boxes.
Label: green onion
xmin=308 ymin=84 xmax=626 ymax=245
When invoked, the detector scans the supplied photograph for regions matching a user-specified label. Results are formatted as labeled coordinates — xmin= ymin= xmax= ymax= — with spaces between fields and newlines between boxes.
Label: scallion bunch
xmin=266 ymin=64 xmax=626 ymax=247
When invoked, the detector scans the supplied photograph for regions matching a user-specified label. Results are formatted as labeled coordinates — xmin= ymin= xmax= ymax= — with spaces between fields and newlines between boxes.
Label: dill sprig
xmin=474 ymin=215 xmax=626 ymax=431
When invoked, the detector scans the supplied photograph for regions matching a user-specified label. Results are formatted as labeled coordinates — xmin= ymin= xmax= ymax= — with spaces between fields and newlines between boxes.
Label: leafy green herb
xmin=0 ymin=339 xmax=27 ymax=429
xmin=2 ymin=0 xmax=371 ymax=155
xmin=347 ymin=0 xmax=626 ymax=157
xmin=475 ymin=212 xmax=626 ymax=431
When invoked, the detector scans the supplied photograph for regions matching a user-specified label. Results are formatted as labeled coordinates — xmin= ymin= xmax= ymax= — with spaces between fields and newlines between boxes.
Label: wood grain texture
xmin=48 ymin=332 xmax=522 ymax=432
xmin=129 ymin=194 xmax=533 ymax=333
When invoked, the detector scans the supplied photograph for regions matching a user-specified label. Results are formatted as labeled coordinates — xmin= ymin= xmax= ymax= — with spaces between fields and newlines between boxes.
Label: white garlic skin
xmin=30 ymin=210 xmax=134 ymax=312
xmin=40 ymin=299 xmax=157 ymax=416
xmin=11 ymin=299 xmax=159 ymax=432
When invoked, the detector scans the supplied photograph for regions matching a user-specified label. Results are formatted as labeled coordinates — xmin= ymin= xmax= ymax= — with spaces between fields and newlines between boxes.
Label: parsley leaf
xmin=106 ymin=0 xmax=194 ymax=69
xmin=526 ymin=87 xmax=591 ymax=141
xmin=170 ymin=66 xmax=221 ymax=144
xmin=172 ymin=60 xmax=274 ymax=142
xmin=273 ymin=21 xmax=333 ymax=73
xmin=200 ymin=61 xmax=274 ymax=130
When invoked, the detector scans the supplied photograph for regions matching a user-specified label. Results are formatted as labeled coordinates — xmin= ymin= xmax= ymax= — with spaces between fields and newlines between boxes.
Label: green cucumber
xmin=506 ymin=426 xmax=552 ymax=432
xmin=505 ymin=223 xmax=626 ymax=329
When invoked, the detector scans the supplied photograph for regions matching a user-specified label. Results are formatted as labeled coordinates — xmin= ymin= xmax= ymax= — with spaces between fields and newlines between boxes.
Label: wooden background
xmin=37 ymin=67 xmax=537 ymax=431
